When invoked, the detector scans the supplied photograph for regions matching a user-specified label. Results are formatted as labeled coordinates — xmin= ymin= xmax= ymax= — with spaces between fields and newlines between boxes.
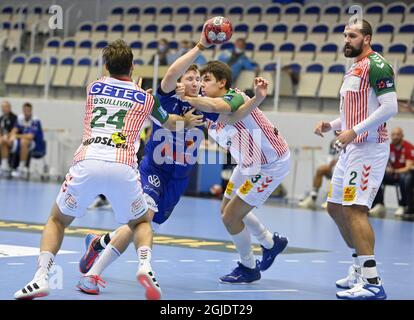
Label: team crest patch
xmin=375 ymin=78 xmax=395 ymax=92
xmin=343 ymin=186 xmax=356 ymax=202
xmin=131 ymin=198 xmax=146 ymax=216
xmin=225 ymin=182 xmax=234 ymax=196
xmin=64 ymin=194 xmax=77 ymax=210
xmin=112 ymin=132 xmax=127 ymax=145
xmin=239 ymin=180 xmax=253 ymax=195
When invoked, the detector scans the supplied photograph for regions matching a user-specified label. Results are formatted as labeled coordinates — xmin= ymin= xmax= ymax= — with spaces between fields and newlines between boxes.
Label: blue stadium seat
xmin=308 ymin=24 xmax=329 ymax=42
xmin=399 ymin=65 xmax=414 ymax=74
xmin=302 ymin=4 xmax=321 ymax=24
xmin=262 ymin=5 xmax=281 ymax=24
xmin=306 ymin=63 xmax=323 ymax=73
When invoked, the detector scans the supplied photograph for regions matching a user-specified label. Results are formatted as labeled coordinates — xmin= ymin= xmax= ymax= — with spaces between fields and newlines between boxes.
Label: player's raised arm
xmin=160 ymin=23 xmax=213 ymax=93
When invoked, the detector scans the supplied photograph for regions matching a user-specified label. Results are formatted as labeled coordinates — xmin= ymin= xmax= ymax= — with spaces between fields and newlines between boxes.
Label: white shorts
xmin=224 ymin=152 xmax=290 ymax=208
xmin=327 ymin=142 xmax=389 ymax=209
xmin=56 ymin=159 xmax=148 ymax=224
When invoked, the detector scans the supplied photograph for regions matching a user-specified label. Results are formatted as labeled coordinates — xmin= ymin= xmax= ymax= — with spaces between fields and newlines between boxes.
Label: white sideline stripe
xmin=68 ymin=261 xmax=79 ymax=264
xmin=153 ymin=260 xmax=169 ymax=263
xmin=393 ymin=262 xmax=410 ymax=266
xmin=338 ymin=261 xmax=353 ymax=264
xmin=7 ymin=262 xmax=25 ymax=265
xmin=284 ymin=259 xmax=299 ymax=263
xmin=311 ymin=260 xmax=326 ymax=263
xmin=126 ymin=260 xmax=138 ymax=263
xmin=206 ymin=259 xmax=221 ymax=262
xmin=195 ymin=289 xmax=299 ymax=294
xmin=179 ymin=260 xmax=195 ymax=262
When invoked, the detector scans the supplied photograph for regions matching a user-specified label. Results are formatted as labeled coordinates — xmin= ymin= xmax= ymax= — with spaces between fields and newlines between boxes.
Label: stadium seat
xmin=315 ymin=43 xmax=338 ymax=66
xmin=386 ymin=2 xmax=407 ymax=25
xmin=87 ymin=58 xmax=105 ymax=84
xmin=158 ymin=24 xmax=175 ymax=41
xmin=295 ymin=43 xmax=316 ymax=65
xmin=123 ymin=6 xmax=140 ymax=24
xmin=288 ymin=24 xmax=308 ymax=43
xmin=175 ymin=24 xmax=193 ymax=42
xmin=52 ymin=57 xmax=74 ymax=87
xmin=141 ymin=24 xmax=158 ymax=42
xmin=406 ymin=3 xmax=414 ymax=24
xmin=297 ymin=63 xmax=323 ymax=98
xmin=123 ymin=24 xmax=141 ymax=43
xmin=0 ymin=22 xmax=11 ymax=45
xmin=396 ymin=65 xmax=414 ymax=101
xmin=235 ymin=70 xmax=255 ymax=92
xmin=269 ymin=23 xmax=288 ymax=45
xmin=174 ymin=6 xmax=190 ymax=25
xmin=5 ymin=22 xmax=25 ymax=50
xmin=75 ymin=40 xmax=92 ymax=58
xmin=372 ymin=43 xmax=387 ymax=55
xmin=107 ymin=23 xmax=125 ymax=42
xmin=59 ymin=39 xmax=76 ymax=57
xmin=327 ymin=24 xmax=346 ymax=46
xmin=255 ymin=42 xmax=275 ymax=65
xmin=405 ymin=47 xmax=414 ymax=65
xmin=210 ymin=5 xmax=226 ymax=17
xmin=233 ymin=23 xmax=249 ymax=41
xmin=245 ymin=42 xmax=255 ymax=59
xmin=275 ymin=42 xmax=295 ymax=64
xmin=397 ymin=24 xmax=414 ymax=46
xmin=91 ymin=40 xmax=108 ymax=60
xmin=318 ymin=64 xmax=345 ymax=98
xmin=4 ymin=54 xmax=25 ymax=85
xmin=261 ymin=5 xmax=281 ymax=24
xmin=35 ymin=56 xmax=58 ymax=86
xmin=386 ymin=43 xmax=407 ymax=65
xmin=141 ymin=41 xmax=158 ymax=64
xmin=301 ymin=4 xmax=322 ymax=25
xmin=249 ymin=24 xmax=269 ymax=46
xmin=244 ymin=5 xmax=262 ymax=24
xmin=130 ymin=41 xmax=143 ymax=61
xmin=91 ymin=22 xmax=109 ymax=43
xmin=189 ymin=6 xmax=208 ymax=24
xmin=43 ymin=37 xmax=60 ymax=55
xmin=25 ymin=6 xmax=42 ymax=31
xmin=282 ymin=3 xmax=301 ymax=26
xmin=363 ymin=3 xmax=385 ymax=25
xmin=155 ymin=6 xmax=173 ymax=24
xmin=11 ymin=7 xmax=27 ymax=25
xmin=321 ymin=5 xmax=341 ymax=25
xmin=20 ymin=55 xmax=42 ymax=86
xmin=227 ymin=5 xmax=244 ymax=24
xmin=0 ymin=5 xmax=13 ymax=23
xmin=107 ymin=6 xmax=124 ymax=25
xmin=69 ymin=57 xmax=91 ymax=88
xmin=307 ymin=24 xmax=329 ymax=43
xmin=375 ymin=24 xmax=394 ymax=44
xmin=139 ymin=6 xmax=157 ymax=25
xmin=76 ymin=22 xmax=93 ymax=41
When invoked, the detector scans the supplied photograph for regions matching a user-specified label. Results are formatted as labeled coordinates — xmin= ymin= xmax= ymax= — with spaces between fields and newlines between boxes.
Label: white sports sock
xmin=243 ymin=212 xmax=274 ymax=249
xmin=137 ymin=246 xmax=152 ymax=268
xmin=231 ymin=226 xmax=255 ymax=269
xmin=358 ymin=255 xmax=379 ymax=283
xmin=34 ymin=251 xmax=54 ymax=280
xmin=100 ymin=230 xmax=117 ymax=249
xmin=352 ymin=252 xmax=361 ymax=272
xmin=1 ymin=160 xmax=9 ymax=170
xmin=86 ymin=244 xmax=121 ymax=276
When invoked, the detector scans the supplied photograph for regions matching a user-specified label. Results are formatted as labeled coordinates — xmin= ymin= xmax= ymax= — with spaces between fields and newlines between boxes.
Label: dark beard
xmin=343 ymin=44 xmax=363 ymax=58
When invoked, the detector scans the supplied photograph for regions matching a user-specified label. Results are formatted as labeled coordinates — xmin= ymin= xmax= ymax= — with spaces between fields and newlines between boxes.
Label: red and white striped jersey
xmin=73 ymin=76 xmax=168 ymax=168
xmin=339 ymin=51 xmax=396 ymax=144
xmin=207 ymin=88 xmax=289 ymax=171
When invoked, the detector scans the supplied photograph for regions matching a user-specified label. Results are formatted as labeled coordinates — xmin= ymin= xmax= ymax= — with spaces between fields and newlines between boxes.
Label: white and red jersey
xmin=207 ymin=88 xmax=289 ymax=172
xmin=339 ymin=51 xmax=396 ymax=144
xmin=73 ymin=76 xmax=168 ymax=168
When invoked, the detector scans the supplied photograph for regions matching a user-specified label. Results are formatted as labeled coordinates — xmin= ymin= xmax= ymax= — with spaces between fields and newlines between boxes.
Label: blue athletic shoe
xmin=336 ymin=280 xmax=387 ymax=300
xmin=260 ymin=233 xmax=288 ymax=271
xmin=76 ymin=275 xmax=106 ymax=295
xmin=219 ymin=260 xmax=261 ymax=284
xmin=79 ymin=234 xmax=102 ymax=274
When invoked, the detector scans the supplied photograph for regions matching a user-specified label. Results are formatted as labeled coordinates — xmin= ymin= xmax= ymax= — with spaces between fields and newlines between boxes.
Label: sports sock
xmin=34 ymin=251 xmax=54 ymax=280
xmin=231 ymin=226 xmax=255 ymax=269
xmin=86 ymin=244 xmax=121 ymax=276
xmin=243 ymin=212 xmax=274 ymax=249
xmin=137 ymin=246 xmax=152 ymax=268
xmin=358 ymin=255 xmax=380 ymax=285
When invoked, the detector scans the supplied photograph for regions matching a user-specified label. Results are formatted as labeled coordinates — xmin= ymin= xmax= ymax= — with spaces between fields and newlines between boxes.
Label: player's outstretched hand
xmin=199 ymin=22 xmax=214 ymax=48
xmin=314 ymin=121 xmax=332 ymax=137
xmin=253 ymin=77 xmax=269 ymax=101
xmin=183 ymin=108 xmax=204 ymax=129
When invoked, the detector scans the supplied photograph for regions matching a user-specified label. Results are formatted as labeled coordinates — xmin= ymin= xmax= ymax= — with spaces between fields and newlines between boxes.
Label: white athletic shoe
xmin=336 ymin=279 xmax=387 ymax=300
xmin=137 ymin=265 xmax=162 ymax=300
xmin=14 ymin=275 xmax=49 ymax=300
xmin=369 ymin=204 xmax=386 ymax=218
xmin=298 ymin=196 xmax=317 ymax=210
xmin=394 ymin=206 xmax=405 ymax=217
xmin=335 ymin=265 xmax=362 ymax=289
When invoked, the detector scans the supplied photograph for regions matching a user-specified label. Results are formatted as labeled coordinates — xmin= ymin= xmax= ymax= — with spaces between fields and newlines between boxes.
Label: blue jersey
xmin=144 ymin=87 xmax=219 ymax=179
xmin=15 ymin=115 xmax=44 ymax=147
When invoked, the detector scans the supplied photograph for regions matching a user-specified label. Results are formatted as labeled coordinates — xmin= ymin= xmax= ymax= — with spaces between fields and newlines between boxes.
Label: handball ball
xmin=204 ymin=16 xmax=233 ymax=44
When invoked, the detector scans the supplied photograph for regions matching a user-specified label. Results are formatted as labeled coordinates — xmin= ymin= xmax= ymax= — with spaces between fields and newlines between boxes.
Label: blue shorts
xmin=139 ymin=160 xmax=189 ymax=226
xmin=12 ymin=139 xmax=46 ymax=158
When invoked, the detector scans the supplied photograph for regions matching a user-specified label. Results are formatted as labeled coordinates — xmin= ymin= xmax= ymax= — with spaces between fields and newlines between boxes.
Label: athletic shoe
xmin=14 ymin=275 xmax=49 ymax=300
xmin=394 ymin=206 xmax=405 ymax=217
xmin=79 ymin=234 xmax=102 ymax=274
xmin=219 ymin=260 xmax=261 ymax=284
xmin=369 ymin=204 xmax=386 ymax=218
xmin=336 ymin=279 xmax=387 ymax=300
xmin=137 ymin=265 xmax=162 ymax=300
xmin=11 ymin=167 xmax=29 ymax=180
xmin=88 ymin=197 xmax=111 ymax=210
xmin=336 ymin=265 xmax=362 ymax=289
xmin=76 ymin=275 xmax=106 ymax=295
xmin=260 ymin=233 xmax=288 ymax=271
xmin=298 ymin=196 xmax=317 ymax=210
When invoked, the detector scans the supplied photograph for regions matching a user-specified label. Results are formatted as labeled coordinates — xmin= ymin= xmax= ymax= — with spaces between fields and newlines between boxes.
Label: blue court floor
xmin=0 ymin=179 xmax=413 ymax=300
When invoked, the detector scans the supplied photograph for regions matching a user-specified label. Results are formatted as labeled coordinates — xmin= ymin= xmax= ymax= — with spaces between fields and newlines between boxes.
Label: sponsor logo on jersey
xmin=82 ymin=136 xmax=127 ymax=149
xmin=89 ymin=82 xmax=146 ymax=104
xmin=343 ymin=186 xmax=356 ymax=202
xmin=64 ymin=194 xmax=77 ymax=210
xmin=239 ymin=180 xmax=253 ymax=195
xmin=225 ymin=181 xmax=234 ymax=196
xmin=93 ymin=97 xmax=134 ymax=109
xmin=376 ymin=78 xmax=395 ymax=92
xmin=148 ymin=175 xmax=161 ymax=188
xmin=223 ymin=94 xmax=233 ymax=102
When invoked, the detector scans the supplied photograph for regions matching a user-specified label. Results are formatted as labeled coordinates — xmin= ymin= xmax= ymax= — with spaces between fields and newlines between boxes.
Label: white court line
xmin=284 ymin=259 xmax=299 ymax=263
xmin=126 ymin=260 xmax=138 ymax=263
xmin=153 ymin=260 xmax=169 ymax=263
xmin=206 ymin=259 xmax=222 ymax=262
xmin=232 ymin=259 xmax=239 ymax=262
xmin=179 ymin=260 xmax=195 ymax=262
xmin=7 ymin=263 xmax=25 ymax=265
xmin=393 ymin=263 xmax=410 ymax=266
xmin=311 ymin=260 xmax=326 ymax=263
xmin=68 ymin=261 xmax=79 ymax=264
xmin=195 ymin=289 xmax=298 ymax=294
xmin=338 ymin=261 xmax=353 ymax=264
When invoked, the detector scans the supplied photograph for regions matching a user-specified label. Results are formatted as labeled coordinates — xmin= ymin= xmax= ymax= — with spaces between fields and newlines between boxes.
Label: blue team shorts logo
xmin=148 ymin=175 xmax=161 ymax=188
xmin=89 ymin=82 xmax=147 ymax=104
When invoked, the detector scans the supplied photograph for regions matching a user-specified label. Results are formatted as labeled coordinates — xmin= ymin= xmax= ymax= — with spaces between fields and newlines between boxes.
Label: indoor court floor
xmin=0 ymin=179 xmax=413 ymax=300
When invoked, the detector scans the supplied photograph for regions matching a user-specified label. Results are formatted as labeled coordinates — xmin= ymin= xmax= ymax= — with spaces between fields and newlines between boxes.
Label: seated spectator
xmin=0 ymin=100 xmax=17 ymax=176
xmin=298 ymin=134 xmax=340 ymax=210
xmin=370 ymin=127 xmax=414 ymax=218
xmin=149 ymin=38 xmax=172 ymax=66
xmin=9 ymin=102 xmax=45 ymax=179
xmin=217 ymin=38 xmax=259 ymax=83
